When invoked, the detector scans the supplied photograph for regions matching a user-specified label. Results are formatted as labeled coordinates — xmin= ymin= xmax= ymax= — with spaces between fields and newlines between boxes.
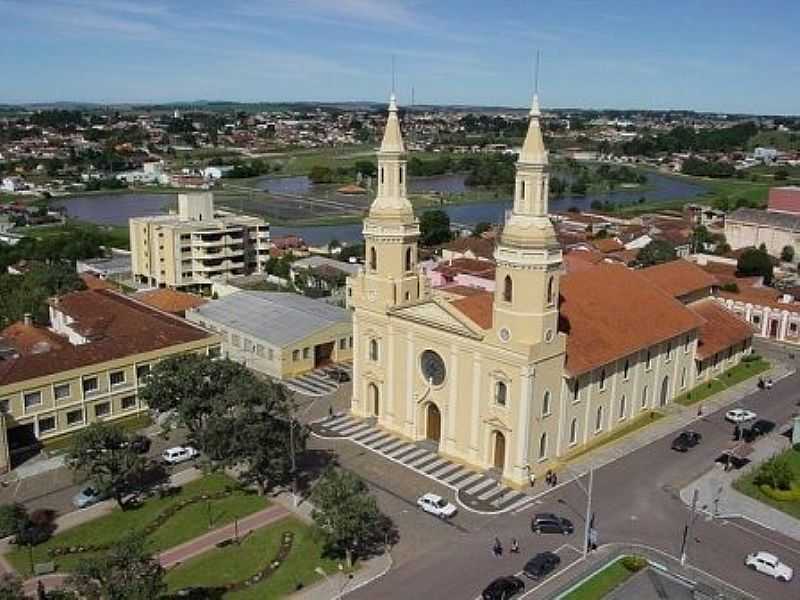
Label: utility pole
xmin=583 ymin=465 xmax=594 ymax=558
xmin=289 ymin=415 xmax=298 ymax=507
xmin=681 ymin=488 xmax=699 ymax=566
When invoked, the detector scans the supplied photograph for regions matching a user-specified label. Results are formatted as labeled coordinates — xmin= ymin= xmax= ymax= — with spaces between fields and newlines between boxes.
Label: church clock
xmin=420 ymin=350 xmax=446 ymax=385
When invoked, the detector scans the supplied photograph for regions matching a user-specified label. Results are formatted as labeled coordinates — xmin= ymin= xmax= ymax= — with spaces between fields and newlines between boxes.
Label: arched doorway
xmin=660 ymin=376 xmax=669 ymax=407
xmin=426 ymin=403 xmax=441 ymax=442
xmin=368 ymin=383 xmax=379 ymax=416
xmin=493 ymin=431 xmax=506 ymax=471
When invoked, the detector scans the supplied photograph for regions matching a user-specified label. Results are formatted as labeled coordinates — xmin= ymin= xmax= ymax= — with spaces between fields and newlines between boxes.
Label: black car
xmin=750 ymin=419 xmax=775 ymax=437
xmin=531 ymin=513 xmax=574 ymax=535
xmin=523 ymin=552 xmax=561 ymax=580
xmin=481 ymin=575 xmax=525 ymax=600
xmin=671 ymin=430 xmax=702 ymax=452
xmin=129 ymin=434 xmax=152 ymax=454
xmin=327 ymin=368 xmax=350 ymax=383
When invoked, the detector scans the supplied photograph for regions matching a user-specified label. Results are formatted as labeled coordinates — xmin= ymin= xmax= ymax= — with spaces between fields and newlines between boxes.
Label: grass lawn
xmin=7 ymin=473 xmax=269 ymax=576
xmin=165 ymin=516 xmax=346 ymax=599
xmin=563 ymin=411 xmax=664 ymax=463
xmin=561 ymin=558 xmax=635 ymax=600
xmin=675 ymin=358 xmax=770 ymax=406
xmin=734 ymin=448 xmax=800 ymax=520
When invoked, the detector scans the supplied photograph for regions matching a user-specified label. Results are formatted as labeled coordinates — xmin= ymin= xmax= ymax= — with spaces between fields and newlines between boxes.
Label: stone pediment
xmin=484 ymin=415 xmax=512 ymax=432
xmin=390 ymin=299 xmax=483 ymax=339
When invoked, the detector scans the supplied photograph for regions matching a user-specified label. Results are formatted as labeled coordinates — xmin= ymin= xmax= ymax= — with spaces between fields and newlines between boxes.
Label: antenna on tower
xmin=534 ymin=49 xmax=541 ymax=95
xmin=391 ymin=54 xmax=396 ymax=95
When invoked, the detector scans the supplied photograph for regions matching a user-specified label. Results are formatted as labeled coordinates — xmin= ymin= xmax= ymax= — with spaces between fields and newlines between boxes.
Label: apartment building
xmin=130 ymin=192 xmax=270 ymax=292
xmin=0 ymin=289 xmax=220 ymax=473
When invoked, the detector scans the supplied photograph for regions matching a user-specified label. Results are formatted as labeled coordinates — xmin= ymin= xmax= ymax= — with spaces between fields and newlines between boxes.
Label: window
xmin=121 ymin=396 xmax=137 ymax=411
xmin=82 ymin=377 xmax=98 ymax=396
xmin=572 ymin=378 xmax=580 ymax=402
xmin=303 ymin=347 xmax=310 ymax=359
xmin=598 ymin=369 xmax=606 ymax=391
xmin=369 ymin=339 xmax=379 ymax=361
xmin=268 ymin=348 xmax=274 ymax=361
xmin=790 ymin=322 xmax=798 ymax=335
xmin=542 ymin=390 xmax=551 ymax=416
xmin=405 ymin=248 xmax=412 ymax=272
xmin=495 ymin=381 xmax=507 ymax=406
xmin=0 ymin=399 xmax=9 ymax=413
xmin=684 ymin=335 xmax=691 ymax=353
xmin=539 ymin=432 xmax=548 ymax=459
xmin=339 ymin=338 xmax=347 ymax=350
xmin=619 ymin=395 xmax=627 ymax=420
xmin=680 ymin=367 xmax=687 ymax=389
xmin=136 ymin=364 xmax=151 ymax=382
xmin=94 ymin=402 xmax=111 ymax=418
xmin=752 ymin=314 xmax=761 ymax=325
xmin=399 ymin=166 xmax=404 ymax=184
xmin=641 ymin=385 xmax=648 ymax=408
xmin=521 ymin=180 xmax=526 ymax=200
xmin=110 ymin=370 xmax=125 ymax=387
xmin=503 ymin=275 xmax=513 ymax=302
xmin=666 ymin=341 xmax=673 ymax=362
xmin=646 ymin=349 xmax=652 ymax=370
xmin=380 ymin=167 xmax=384 ymax=184
xmin=370 ymin=247 xmax=377 ymax=271
xmin=569 ymin=418 xmax=578 ymax=445
xmin=208 ymin=345 xmax=221 ymax=359
xmin=623 ymin=360 xmax=629 ymax=380
xmin=231 ymin=334 xmax=241 ymax=348
xmin=256 ymin=344 xmax=265 ymax=358
xmin=24 ymin=390 xmax=42 ymax=410
xmin=546 ymin=276 xmax=555 ymax=305
xmin=38 ymin=416 xmax=56 ymax=434
xmin=697 ymin=361 xmax=704 ymax=376
xmin=244 ymin=338 xmax=254 ymax=353
xmin=595 ymin=406 xmax=604 ymax=432
xmin=66 ymin=409 xmax=83 ymax=426
xmin=292 ymin=349 xmax=300 ymax=361
xmin=54 ymin=383 xmax=70 ymax=401
xmin=349 ymin=336 xmax=353 ymax=348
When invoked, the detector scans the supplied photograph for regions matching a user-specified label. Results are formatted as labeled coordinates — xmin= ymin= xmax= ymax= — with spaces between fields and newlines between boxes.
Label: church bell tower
xmin=492 ymin=95 xmax=562 ymax=347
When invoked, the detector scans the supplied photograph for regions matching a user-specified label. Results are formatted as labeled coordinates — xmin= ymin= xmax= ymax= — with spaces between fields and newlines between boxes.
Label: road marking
xmin=380 ymin=440 xmax=407 ymax=454
xmin=491 ymin=490 xmax=523 ymax=508
xmin=722 ymin=518 xmax=800 ymax=557
xmin=430 ymin=463 xmax=460 ymax=479
xmin=477 ymin=484 xmax=505 ymax=501
xmin=324 ymin=415 xmax=350 ymax=427
xmin=399 ymin=448 xmax=428 ymax=463
xmin=357 ymin=430 xmax=387 ymax=444
xmin=443 ymin=468 xmax=468 ymax=483
xmin=408 ymin=453 xmax=437 ymax=468
xmin=421 ymin=458 xmax=448 ymax=473
xmin=328 ymin=419 xmax=357 ymax=432
xmin=455 ymin=473 xmax=484 ymax=489
xmin=464 ymin=478 xmax=496 ymax=496
xmin=508 ymin=496 xmax=536 ymax=513
xmin=338 ymin=423 xmax=371 ymax=436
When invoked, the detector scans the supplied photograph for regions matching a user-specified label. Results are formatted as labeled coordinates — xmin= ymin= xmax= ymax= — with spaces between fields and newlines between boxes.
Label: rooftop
xmin=441 ymin=236 xmax=495 ymax=260
xmin=433 ymin=257 xmax=496 ymax=279
xmin=640 ymin=259 xmax=718 ymax=299
xmin=189 ymin=291 xmax=351 ymax=347
xmin=689 ymin=298 xmax=753 ymax=361
xmin=727 ymin=207 xmax=800 ymax=231
xmin=134 ymin=288 xmax=207 ymax=315
xmin=291 ymin=256 xmax=360 ymax=275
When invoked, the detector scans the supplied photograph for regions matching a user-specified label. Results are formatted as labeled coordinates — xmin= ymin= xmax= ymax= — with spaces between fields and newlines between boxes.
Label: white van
xmin=161 ymin=446 xmax=199 ymax=465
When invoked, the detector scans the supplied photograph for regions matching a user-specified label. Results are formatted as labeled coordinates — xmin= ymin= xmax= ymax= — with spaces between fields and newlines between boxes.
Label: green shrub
xmin=621 ymin=555 xmax=648 ymax=572
xmin=742 ymin=353 xmax=761 ymax=363
xmin=793 ymin=443 xmax=800 ymax=453
xmin=759 ymin=484 xmax=800 ymax=502
xmin=754 ymin=455 xmax=795 ymax=490
xmin=0 ymin=504 xmax=27 ymax=539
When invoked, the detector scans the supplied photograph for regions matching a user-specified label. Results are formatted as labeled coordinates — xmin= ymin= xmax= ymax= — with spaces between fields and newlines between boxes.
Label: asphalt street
xmin=337 ymin=357 xmax=800 ymax=599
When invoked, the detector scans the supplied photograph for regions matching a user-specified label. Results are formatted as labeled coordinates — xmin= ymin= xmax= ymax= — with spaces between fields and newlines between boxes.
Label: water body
xmin=54 ymin=172 xmax=706 ymax=246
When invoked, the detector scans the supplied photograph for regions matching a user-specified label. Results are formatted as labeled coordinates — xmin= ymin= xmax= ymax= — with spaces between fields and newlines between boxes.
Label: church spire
xmin=518 ymin=94 xmax=547 ymax=168
xmin=369 ymin=93 xmax=412 ymax=220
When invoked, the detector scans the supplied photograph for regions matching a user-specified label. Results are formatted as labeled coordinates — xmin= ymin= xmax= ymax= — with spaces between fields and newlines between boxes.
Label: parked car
xmin=417 ymin=493 xmax=457 ymax=519
xmin=72 ymin=485 xmax=105 ymax=509
xmin=745 ymin=551 xmax=793 ymax=582
xmin=749 ymin=419 xmax=775 ymax=437
xmin=523 ymin=551 xmax=561 ymax=580
xmin=128 ymin=434 xmax=152 ymax=454
xmin=531 ymin=513 xmax=574 ymax=535
xmin=161 ymin=446 xmax=199 ymax=465
xmin=326 ymin=368 xmax=350 ymax=383
xmin=725 ymin=408 xmax=757 ymax=424
xmin=481 ymin=575 xmax=525 ymax=600
xmin=671 ymin=430 xmax=702 ymax=452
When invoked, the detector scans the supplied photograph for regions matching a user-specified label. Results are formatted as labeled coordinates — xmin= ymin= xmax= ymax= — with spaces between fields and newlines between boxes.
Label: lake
xmin=52 ymin=172 xmax=707 ymax=246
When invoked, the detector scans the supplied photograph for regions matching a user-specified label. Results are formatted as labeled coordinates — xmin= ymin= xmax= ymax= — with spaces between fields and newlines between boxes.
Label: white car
xmin=417 ymin=493 xmax=457 ymax=519
xmin=745 ymin=551 xmax=793 ymax=582
xmin=161 ymin=446 xmax=199 ymax=465
xmin=725 ymin=408 xmax=757 ymax=424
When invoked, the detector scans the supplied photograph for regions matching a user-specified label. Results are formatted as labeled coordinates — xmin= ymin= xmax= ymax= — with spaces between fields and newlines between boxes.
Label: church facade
xmin=347 ymin=95 xmax=753 ymax=487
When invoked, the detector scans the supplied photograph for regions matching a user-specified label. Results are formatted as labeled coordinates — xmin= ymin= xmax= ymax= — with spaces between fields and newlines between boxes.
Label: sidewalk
xmin=680 ymin=429 xmax=800 ymax=540
xmin=289 ymin=552 xmax=393 ymax=600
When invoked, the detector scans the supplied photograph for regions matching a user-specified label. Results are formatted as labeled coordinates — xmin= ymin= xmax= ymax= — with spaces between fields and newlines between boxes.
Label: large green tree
xmin=311 ymin=469 xmax=393 ymax=567
xmin=68 ymin=536 xmax=166 ymax=600
xmin=635 ymin=240 xmax=677 ymax=267
xmin=419 ymin=209 xmax=452 ymax=246
xmin=0 ymin=574 xmax=24 ymax=600
xmin=736 ymin=247 xmax=774 ymax=285
xmin=67 ymin=423 xmax=147 ymax=510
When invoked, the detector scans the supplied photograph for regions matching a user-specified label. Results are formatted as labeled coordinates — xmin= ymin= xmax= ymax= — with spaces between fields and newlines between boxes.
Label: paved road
xmin=342 ymin=356 xmax=800 ymax=599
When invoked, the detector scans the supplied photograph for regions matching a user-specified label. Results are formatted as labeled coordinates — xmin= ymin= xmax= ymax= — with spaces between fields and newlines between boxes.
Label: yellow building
xmin=0 ymin=289 xmax=220 ymax=473
xmin=347 ymin=95 xmax=753 ymax=487
xmin=130 ymin=192 xmax=270 ymax=293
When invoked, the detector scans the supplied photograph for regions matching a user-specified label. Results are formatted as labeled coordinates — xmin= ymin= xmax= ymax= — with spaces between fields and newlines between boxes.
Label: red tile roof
xmin=689 ymin=298 xmax=753 ymax=360
xmin=591 ymin=238 xmax=624 ymax=254
xmin=79 ymin=273 xmax=114 ymax=290
xmin=0 ymin=289 xmax=213 ymax=386
xmin=560 ymin=264 xmax=704 ymax=376
xmin=0 ymin=323 xmax=66 ymax=356
xmin=433 ymin=258 xmax=495 ymax=279
xmin=639 ymin=259 xmax=718 ymax=299
xmin=441 ymin=236 xmax=495 ymax=260
xmin=438 ymin=285 xmax=489 ymax=298
xmin=134 ymin=288 xmax=207 ymax=315
xmin=450 ymin=291 xmax=493 ymax=329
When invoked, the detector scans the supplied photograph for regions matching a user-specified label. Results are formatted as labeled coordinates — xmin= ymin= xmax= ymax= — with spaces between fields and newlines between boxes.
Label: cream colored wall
xmin=726 ymin=220 xmax=799 ymax=257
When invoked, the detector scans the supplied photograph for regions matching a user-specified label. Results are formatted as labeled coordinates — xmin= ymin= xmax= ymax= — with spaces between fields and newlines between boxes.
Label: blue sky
xmin=1 ymin=0 xmax=798 ymax=114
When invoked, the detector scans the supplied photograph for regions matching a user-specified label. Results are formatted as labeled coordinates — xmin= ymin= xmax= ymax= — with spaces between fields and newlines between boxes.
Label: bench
xmin=33 ymin=561 xmax=56 ymax=576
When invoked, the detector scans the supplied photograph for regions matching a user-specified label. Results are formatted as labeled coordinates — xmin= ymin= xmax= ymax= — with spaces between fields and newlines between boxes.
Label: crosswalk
xmin=316 ymin=414 xmax=535 ymax=513
xmin=284 ymin=363 xmax=352 ymax=397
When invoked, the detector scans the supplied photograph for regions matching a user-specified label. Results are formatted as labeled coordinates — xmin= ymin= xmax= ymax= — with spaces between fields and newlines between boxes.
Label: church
xmin=346 ymin=94 xmax=753 ymax=487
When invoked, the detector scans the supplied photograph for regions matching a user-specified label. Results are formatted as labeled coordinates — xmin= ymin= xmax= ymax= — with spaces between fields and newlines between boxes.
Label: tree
xmin=419 ymin=210 xmax=452 ymax=246
xmin=309 ymin=165 xmax=334 ymax=184
xmin=737 ymin=247 xmax=774 ymax=285
xmin=68 ymin=536 xmax=166 ymax=600
xmin=635 ymin=240 xmax=677 ymax=267
xmin=754 ymin=455 xmax=794 ymax=491
xmin=67 ymin=423 xmax=147 ymax=510
xmin=311 ymin=470 xmax=393 ymax=567
xmin=781 ymin=245 xmax=795 ymax=262
xmin=471 ymin=222 xmax=492 ymax=237
xmin=354 ymin=160 xmax=377 ymax=178
xmin=0 ymin=574 xmax=24 ymax=600
xmin=0 ymin=503 xmax=27 ymax=538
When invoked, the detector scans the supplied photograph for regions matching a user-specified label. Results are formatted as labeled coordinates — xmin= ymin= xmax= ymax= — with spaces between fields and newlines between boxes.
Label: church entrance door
xmin=368 ymin=383 xmax=379 ymax=417
xmin=426 ymin=403 xmax=441 ymax=442
xmin=493 ymin=431 xmax=506 ymax=471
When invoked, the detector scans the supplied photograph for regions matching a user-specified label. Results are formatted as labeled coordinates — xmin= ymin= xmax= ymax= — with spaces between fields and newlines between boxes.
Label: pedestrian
xmin=544 ymin=469 xmax=552 ymax=486
xmin=511 ymin=538 xmax=520 ymax=554
xmin=328 ymin=404 xmax=334 ymax=418
xmin=36 ymin=580 xmax=45 ymax=600
xmin=493 ymin=537 xmax=503 ymax=557
xmin=733 ymin=424 xmax=741 ymax=441
xmin=529 ymin=472 xmax=536 ymax=488
xmin=551 ymin=472 xmax=558 ymax=487
xmin=697 ymin=403 xmax=703 ymax=417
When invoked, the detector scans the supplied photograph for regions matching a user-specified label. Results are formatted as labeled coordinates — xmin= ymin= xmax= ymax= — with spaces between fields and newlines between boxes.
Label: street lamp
xmin=289 ymin=414 xmax=298 ymax=507
xmin=560 ymin=463 xmax=595 ymax=558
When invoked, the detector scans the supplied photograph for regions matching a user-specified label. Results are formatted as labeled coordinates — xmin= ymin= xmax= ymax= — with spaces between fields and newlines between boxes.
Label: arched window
xmin=405 ymin=247 xmax=412 ymax=272
xmin=595 ymin=406 xmax=604 ymax=432
xmin=569 ymin=418 xmax=578 ymax=444
xmin=641 ymin=385 xmax=648 ymax=408
xmin=495 ymin=381 xmax=507 ymax=406
xmin=619 ymin=394 xmax=626 ymax=420
xmin=539 ymin=432 xmax=548 ymax=459
xmin=399 ymin=166 xmax=404 ymax=184
xmin=369 ymin=247 xmax=377 ymax=271
xmin=503 ymin=275 xmax=513 ymax=302
xmin=380 ymin=167 xmax=384 ymax=184
xmin=680 ymin=367 xmax=687 ymax=389
xmin=623 ymin=359 xmax=629 ymax=380
xmin=520 ymin=180 xmax=526 ymax=200
xmin=599 ymin=369 xmax=606 ymax=391
xmin=542 ymin=390 xmax=551 ymax=416
xmin=369 ymin=339 xmax=379 ymax=361
xmin=573 ymin=378 xmax=580 ymax=402
xmin=546 ymin=276 xmax=555 ymax=305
